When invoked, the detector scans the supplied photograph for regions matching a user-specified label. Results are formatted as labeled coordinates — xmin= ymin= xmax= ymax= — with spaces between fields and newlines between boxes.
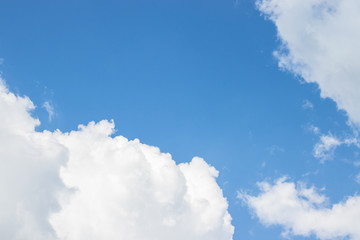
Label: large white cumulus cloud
xmin=257 ymin=0 xmax=360 ymax=125
xmin=0 ymin=79 xmax=234 ymax=240
xmin=240 ymin=178 xmax=360 ymax=240
xmin=0 ymin=80 xmax=66 ymax=240
xmin=51 ymin=122 xmax=233 ymax=240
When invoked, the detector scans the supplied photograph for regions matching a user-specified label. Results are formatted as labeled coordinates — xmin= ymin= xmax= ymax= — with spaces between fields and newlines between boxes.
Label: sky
xmin=0 ymin=0 xmax=360 ymax=239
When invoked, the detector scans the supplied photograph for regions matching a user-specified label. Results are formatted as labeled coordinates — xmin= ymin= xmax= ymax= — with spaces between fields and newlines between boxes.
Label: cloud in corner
xmin=257 ymin=0 xmax=360 ymax=126
xmin=0 ymin=78 xmax=234 ymax=240
xmin=240 ymin=178 xmax=360 ymax=240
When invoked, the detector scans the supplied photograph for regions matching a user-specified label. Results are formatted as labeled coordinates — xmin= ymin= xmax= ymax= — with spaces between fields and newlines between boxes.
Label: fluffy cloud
xmin=257 ymin=0 xmax=360 ymax=126
xmin=240 ymin=178 xmax=360 ymax=240
xmin=313 ymin=133 xmax=342 ymax=162
xmin=0 ymin=80 xmax=65 ymax=240
xmin=50 ymin=122 xmax=233 ymax=240
xmin=0 ymin=79 xmax=234 ymax=240
xmin=313 ymin=133 xmax=360 ymax=162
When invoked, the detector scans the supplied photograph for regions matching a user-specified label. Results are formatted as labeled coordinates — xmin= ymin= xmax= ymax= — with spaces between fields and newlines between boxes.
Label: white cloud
xmin=0 ymin=79 xmax=234 ymax=240
xmin=0 ymin=79 xmax=65 ymax=240
xmin=51 ymin=122 xmax=233 ymax=240
xmin=302 ymin=99 xmax=314 ymax=110
xmin=313 ymin=133 xmax=341 ymax=162
xmin=309 ymin=125 xmax=320 ymax=135
xmin=313 ymin=133 xmax=360 ymax=162
xmin=43 ymin=101 xmax=55 ymax=121
xmin=240 ymin=178 xmax=360 ymax=240
xmin=257 ymin=0 xmax=360 ymax=126
xmin=356 ymin=174 xmax=360 ymax=184
xmin=267 ymin=145 xmax=284 ymax=155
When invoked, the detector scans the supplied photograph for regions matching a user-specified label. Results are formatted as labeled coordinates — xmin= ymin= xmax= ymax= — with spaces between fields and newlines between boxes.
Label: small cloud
xmin=233 ymin=0 xmax=242 ymax=7
xmin=302 ymin=99 xmax=314 ymax=110
xmin=356 ymin=174 xmax=360 ymax=184
xmin=313 ymin=133 xmax=359 ymax=163
xmin=267 ymin=145 xmax=285 ymax=155
xmin=354 ymin=161 xmax=360 ymax=167
xmin=302 ymin=170 xmax=319 ymax=177
xmin=313 ymin=134 xmax=341 ymax=162
xmin=309 ymin=125 xmax=320 ymax=135
xmin=0 ymin=58 xmax=4 ymax=65
xmin=42 ymin=101 xmax=55 ymax=121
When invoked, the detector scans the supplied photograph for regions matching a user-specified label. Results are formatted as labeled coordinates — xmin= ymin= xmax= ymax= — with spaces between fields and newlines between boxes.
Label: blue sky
xmin=1 ymin=1 xmax=360 ymax=239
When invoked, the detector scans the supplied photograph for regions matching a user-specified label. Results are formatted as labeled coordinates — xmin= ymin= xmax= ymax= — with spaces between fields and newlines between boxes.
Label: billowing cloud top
xmin=0 ymin=79 xmax=234 ymax=240
xmin=257 ymin=0 xmax=360 ymax=126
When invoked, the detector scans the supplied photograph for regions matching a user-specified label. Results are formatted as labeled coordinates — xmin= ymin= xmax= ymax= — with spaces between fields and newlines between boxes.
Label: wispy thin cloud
xmin=356 ymin=174 xmax=360 ymax=184
xmin=302 ymin=99 xmax=314 ymax=110
xmin=267 ymin=145 xmax=284 ymax=155
xmin=309 ymin=125 xmax=320 ymax=135
xmin=313 ymin=133 xmax=360 ymax=163
xmin=42 ymin=101 xmax=55 ymax=121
